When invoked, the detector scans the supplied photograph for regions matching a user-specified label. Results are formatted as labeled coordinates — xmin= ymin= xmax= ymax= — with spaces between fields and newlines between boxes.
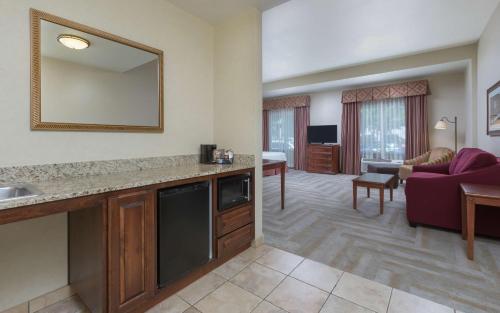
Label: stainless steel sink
xmin=0 ymin=184 xmax=42 ymax=202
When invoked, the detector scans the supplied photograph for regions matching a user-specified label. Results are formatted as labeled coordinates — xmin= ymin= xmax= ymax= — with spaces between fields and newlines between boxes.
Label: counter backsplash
xmin=0 ymin=154 xmax=255 ymax=183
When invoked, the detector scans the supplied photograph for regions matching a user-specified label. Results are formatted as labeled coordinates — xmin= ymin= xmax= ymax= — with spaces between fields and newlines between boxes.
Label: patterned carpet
xmin=263 ymin=170 xmax=500 ymax=313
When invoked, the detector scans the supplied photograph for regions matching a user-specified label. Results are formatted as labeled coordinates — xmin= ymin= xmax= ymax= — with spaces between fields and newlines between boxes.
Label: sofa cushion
xmin=413 ymin=162 xmax=450 ymax=175
xmin=449 ymin=148 xmax=497 ymax=174
xmin=409 ymin=172 xmax=448 ymax=179
xmin=428 ymin=147 xmax=453 ymax=162
xmin=398 ymin=164 xmax=413 ymax=180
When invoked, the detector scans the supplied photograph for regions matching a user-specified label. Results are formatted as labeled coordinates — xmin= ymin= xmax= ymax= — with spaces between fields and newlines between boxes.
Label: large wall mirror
xmin=31 ymin=9 xmax=164 ymax=132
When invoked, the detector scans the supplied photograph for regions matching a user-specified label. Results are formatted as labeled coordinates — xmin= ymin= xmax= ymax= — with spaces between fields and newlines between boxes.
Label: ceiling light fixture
xmin=57 ymin=34 xmax=90 ymax=50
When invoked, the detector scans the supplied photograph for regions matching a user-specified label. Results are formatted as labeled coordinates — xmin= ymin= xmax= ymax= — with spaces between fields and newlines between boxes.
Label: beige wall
xmin=477 ymin=3 xmax=500 ymax=156
xmin=464 ymin=58 xmax=478 ymax=147
xmin=213 ymin=9 xmax=263 ymax=241
xmin=427 ymin=73 xmax=466 ymax=150
xmin=264 ymin=44 xmax=477 ymax=92
xmin=0 ymin=214 xmax=67 ymax=311
xmin=0 ymin=0 xmax=214 ymax=168
xmin=309 ymin=90 xmax=342 ymax=143
xmin=0 ymin=0 xmax=215 ymax=310
xmin=42 ymin=57 xmax=159 ymax=126
xmin=308 ymin=72 xmax=466 ymax=154
xmin=267 ymin=45 xmax=478 ymax=148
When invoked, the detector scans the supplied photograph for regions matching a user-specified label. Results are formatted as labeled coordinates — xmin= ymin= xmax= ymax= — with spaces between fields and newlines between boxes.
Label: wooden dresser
xmin=306 ymin=144 xmax=340 ymax=174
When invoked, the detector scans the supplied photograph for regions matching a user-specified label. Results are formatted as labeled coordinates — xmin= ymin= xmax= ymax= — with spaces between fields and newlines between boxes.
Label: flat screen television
xmin=307 ymin=125 xmax=337 ymax=144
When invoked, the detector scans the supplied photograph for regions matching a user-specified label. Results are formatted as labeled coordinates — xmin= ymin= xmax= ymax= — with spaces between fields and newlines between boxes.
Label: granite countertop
xmin=0 ymin=162 xmax=254 ymax=211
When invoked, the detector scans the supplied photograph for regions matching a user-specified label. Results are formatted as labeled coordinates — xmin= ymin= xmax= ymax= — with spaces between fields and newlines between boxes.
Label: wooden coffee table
xmin=352 ymin=173 xmax=394 ymax=214
xmin=460 ymin=183 xmax=500 ymax=260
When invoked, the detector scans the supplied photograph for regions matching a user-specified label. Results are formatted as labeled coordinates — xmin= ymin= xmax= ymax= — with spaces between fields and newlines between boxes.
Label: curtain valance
xmin=341 ymin=80 xmax=429 ymax=104
xmin=263 ymin=95 xmax=311 ymax=110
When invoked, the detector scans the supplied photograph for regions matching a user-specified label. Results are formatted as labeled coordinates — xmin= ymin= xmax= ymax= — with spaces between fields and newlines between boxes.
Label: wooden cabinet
xmin=215 ymin=172 xmax=255 ymax=261
xmin=108 ymin=190 xmax=155 ymax=313
xmin=306 ymin=144 xmax=340 ymax=174
xmin=69 ymin=202 xmax=107 ymax=313
xmin=1 ymin=168 xmax=256 ymax=313
xmin=216 ymin=204 xmax=254 ymax=238
xmin=217 ymin=223 xmax=254 ymax=260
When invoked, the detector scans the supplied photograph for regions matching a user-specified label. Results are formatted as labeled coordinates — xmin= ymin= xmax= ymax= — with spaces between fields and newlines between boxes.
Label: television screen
xmin=307 ymin=125 xmax=337 ymax=144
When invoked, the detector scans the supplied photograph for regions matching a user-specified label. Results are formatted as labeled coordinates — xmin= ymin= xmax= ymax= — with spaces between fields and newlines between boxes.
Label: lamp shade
xmin=434 ymin=120 xmax=448 ymax=130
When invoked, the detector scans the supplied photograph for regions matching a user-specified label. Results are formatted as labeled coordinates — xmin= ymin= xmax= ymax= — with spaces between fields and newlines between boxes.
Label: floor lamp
xmin=434 ymin=116 xmax=458 ymax=153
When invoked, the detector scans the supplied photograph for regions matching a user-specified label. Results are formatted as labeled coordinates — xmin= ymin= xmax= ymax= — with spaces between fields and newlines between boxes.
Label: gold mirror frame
xmin=30 ymin=9 xmax=164 ymax=132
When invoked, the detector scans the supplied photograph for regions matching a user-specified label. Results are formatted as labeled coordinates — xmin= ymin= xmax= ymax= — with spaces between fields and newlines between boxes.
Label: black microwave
xmin=218 ymin=174 xmax=252 ymax=211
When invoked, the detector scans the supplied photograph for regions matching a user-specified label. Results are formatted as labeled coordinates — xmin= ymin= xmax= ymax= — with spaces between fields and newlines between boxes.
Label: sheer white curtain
xmin=360 ymin=98 xmax=405 ymax=161
xmin=268 ymin=108 xmax=295 ymax=167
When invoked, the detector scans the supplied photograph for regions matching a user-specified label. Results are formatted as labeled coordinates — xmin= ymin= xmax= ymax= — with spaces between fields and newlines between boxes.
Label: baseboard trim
xmin=0 ymin=285 xmax=74 ymax=313
xmin=252 ymin=234 xmax=265 ymax=247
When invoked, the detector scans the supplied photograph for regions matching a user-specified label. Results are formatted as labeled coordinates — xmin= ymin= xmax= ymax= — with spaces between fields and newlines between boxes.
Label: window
xmin=360 ymin=98 xmax=405 ymax=161
xmin=268 ymin=108 xmax=294 ymax=167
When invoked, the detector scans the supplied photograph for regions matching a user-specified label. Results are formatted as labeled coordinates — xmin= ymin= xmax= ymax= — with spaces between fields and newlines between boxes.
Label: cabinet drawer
xmin=308 ymin=145 xmax=332 ymax=152
xmin=308 ymin=159 xmax=333 ymax=166
xmin=308 ymin=166 xmax=333 ymax=172
xmin=308 ymin=158 xmax=332 ymax=166
xmin=308 ymin=151 xmax=332 ymax=157
xmin=217 ymin=205 xmax=253 ymax=238
xmin=217 ymin=223 xmax=254 ymax=260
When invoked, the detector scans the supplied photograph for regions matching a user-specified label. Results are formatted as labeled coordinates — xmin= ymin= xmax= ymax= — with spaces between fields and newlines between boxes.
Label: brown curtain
xmin=263 ymin=110 xmax=269 ymax=151
xmin=264 ymin=95 xmax=310 ymax=110
xmin=405 ymin=95 xmax=430 ymax=159
xmin=294 ymin=106 xmax=310 ymax=170
xmin=342 ymin=80 xmax=429 ymax=103
xmin=341 ymin=102 xmax=361 ymax=175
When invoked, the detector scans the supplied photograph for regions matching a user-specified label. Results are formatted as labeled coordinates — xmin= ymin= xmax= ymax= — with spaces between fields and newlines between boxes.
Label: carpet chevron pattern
xmin=263 ymin=170 xmax=500 ymax=313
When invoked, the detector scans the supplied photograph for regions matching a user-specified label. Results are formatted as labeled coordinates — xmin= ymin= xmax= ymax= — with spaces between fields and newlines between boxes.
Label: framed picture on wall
xmin=487 ymin=80 xmax=500 ymax=136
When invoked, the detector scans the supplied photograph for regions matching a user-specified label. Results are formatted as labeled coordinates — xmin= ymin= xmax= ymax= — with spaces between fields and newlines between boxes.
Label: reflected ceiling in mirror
xmin=31 ymin=9 xmax=164 ymax=132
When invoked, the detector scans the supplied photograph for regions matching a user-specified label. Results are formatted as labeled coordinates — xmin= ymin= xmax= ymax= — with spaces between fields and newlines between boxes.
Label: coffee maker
xmin=200 ymin=144 xmax=217 ymax=164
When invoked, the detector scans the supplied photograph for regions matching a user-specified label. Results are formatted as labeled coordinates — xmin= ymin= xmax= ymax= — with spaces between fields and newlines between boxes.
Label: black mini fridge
xmin=157 ymin=181 xmax=211 ymax=288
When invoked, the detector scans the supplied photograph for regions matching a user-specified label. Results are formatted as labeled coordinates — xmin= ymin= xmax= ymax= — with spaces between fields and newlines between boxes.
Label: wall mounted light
xmin=57 ymin=34 xmax=90 ymax=50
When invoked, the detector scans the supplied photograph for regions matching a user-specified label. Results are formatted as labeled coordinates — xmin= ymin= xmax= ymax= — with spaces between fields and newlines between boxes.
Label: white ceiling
xmin=263 ymin=60 xmax=468 ymax=98
xmin=41 ymin=20 xmax=157 ymax=72
xmin=168 ymin=0 xmax=289 ymax=24
xmin=263 ymin=0 xmax=500 ymax=83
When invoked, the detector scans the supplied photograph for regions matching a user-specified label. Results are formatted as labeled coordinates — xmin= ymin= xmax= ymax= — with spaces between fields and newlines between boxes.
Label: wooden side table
xmin=352 ymin=173 xmax=394 ymax=215
xmin=263 ymin=159 xmax=286 ymax=210
xmin=460 ymin=183 xmax=500 ymax=260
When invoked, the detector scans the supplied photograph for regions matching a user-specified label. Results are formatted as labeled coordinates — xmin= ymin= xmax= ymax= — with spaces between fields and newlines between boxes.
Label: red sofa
xmin=405 ymin=148 xmax=500 ymax=238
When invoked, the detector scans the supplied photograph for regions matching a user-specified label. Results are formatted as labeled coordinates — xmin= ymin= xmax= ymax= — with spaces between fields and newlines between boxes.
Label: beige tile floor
xmin=148 ymin=245 xmax=460 ymax=313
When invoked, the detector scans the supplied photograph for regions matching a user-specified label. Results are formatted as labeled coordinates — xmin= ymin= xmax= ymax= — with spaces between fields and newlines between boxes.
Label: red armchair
xmin=405 ymin=148 xmax=500 ymax=238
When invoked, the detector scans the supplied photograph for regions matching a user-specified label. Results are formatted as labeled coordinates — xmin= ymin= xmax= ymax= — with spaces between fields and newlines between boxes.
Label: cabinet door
xmin=108 ymin=190 xmax=155 ymax=313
